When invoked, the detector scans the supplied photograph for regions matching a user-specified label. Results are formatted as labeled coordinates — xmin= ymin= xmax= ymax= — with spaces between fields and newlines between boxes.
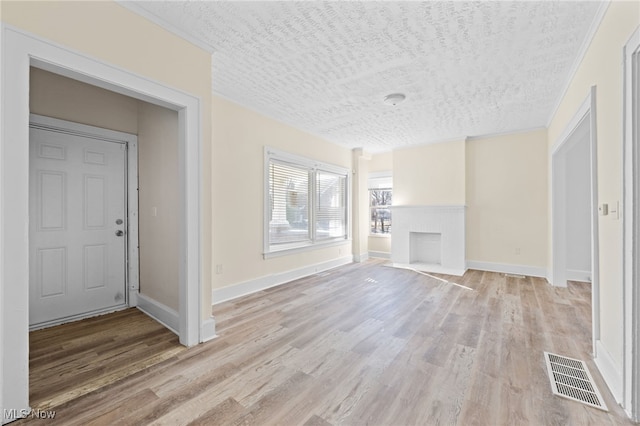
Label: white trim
xmin=392 ymin=263 xmax=466 ymax=277
xmin=550 ymin=93 xmax=592 ymax=155
xmin=0 ymin=20 xmax=5 ymax=424
xmin=127 ymin=135 xmax=140 ymax=306
xmin=368 ymin=171 xmax=393 ymax=179
xmin=623 ymin=25 xmax=640 ymax=422
xmin=115 ymin=1 xmax=216 ymax=54
xmin=29 ymin=305 xmax=129 ymax=332
xmin=200 ymin=317 xmax=217 ymax=343
xmin=212 ymin=255 xmax=353 ymax=305
xmin=265 ymin=239 xmax=352 ymax=259
xmin=368 ymin=251 xmax=391 ymax=259
xmin=466 ymin=260 xmax=547 ymax=278
xmin=466 ymin=126 xmax=547 ymax=142
xmin=354 ymin=253 xmax=369 ymax=263
xmin=566 ymin=269 xmax=592 ymax=283
xmin=28 ymin=113 xmax=141 ymax=309
xmin=1 ymin=25 xmax=205 ymax=421
xmin=391 ymin=204 xmax=466 ymax=210
xmin=595 ymin=339 xmax=624 ymax=404
xmin=545 ymin=1 xmax=610 ymax=127
xmin=136 ymin=294 xmax=179 ymax=335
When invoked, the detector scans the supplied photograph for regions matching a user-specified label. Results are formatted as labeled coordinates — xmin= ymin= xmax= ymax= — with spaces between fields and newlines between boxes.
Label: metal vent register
xmin=544 ymin=352 xmax=608 ymax=411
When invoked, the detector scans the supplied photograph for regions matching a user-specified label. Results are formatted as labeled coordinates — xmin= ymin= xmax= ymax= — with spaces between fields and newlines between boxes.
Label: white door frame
xmin=29 ymin=113 xmax=140 ymax=329
xmin=1 ymin=25 xmax=204 ymax=422
xmin=623 ymin=26 xmax=640 ymax=422
xmin=550 ymin=87 xmax=600 ymax=355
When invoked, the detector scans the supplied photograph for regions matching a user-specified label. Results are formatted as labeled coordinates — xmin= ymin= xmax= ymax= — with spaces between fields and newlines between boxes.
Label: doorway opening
xmin=551 ymin=87 xmax=599 ymax=354
xmin=2 ymin=27 xmax=206 ymax=422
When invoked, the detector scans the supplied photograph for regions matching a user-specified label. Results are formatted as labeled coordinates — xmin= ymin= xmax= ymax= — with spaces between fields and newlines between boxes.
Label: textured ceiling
xmin=130 ymin=1 xmax=603 ymax=152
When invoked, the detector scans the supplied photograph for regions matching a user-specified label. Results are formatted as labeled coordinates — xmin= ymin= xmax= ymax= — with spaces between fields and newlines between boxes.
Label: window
xmin=265 ymin=148 xmax=349 ymax=256
xmin=368 ymin=172 xmax=392 ymax=235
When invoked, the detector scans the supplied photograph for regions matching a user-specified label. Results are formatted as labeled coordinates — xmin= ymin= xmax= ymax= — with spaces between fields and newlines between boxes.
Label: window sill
xmin=264 ymin=238 xmax=351 ymax=259
xmin=369 ymin=234 xmax=391 ymax=238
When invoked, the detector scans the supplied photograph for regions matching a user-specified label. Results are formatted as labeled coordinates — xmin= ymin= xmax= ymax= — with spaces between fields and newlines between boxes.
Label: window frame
xmin=368 ymin=171 xmax=393 ymax=237
xmin=264 ymin=147 xmax=351 ymax=258
xmin=369 ymin=188 xmax=393 ymax=237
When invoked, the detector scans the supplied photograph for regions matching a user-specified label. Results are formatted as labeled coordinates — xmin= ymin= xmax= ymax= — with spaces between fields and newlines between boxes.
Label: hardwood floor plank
xmin=18 ymin=260 xmax=635 ymax=425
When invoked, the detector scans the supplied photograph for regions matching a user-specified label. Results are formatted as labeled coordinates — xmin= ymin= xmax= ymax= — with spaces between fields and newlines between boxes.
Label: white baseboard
xmin=369 ymin=251 xmax=391 ymax=259
xmin=136 ymin=293 xmax=179 ymax=335
xmin=466 ymin=260 xmax=547 ymax=278
xmin=354 ymin=252 xmax=369 ymax=263
xmin=390 ymin=262 xmax=466 ymax=277
xmin=594 ymin=339 xmax=623 ymax=403
xmin=200 ymin=317 xmax=217 ymax=343
xmin=212 ymin=255 xmax=353 ymax=305
xmin=566 ymin=269 xmax=592 ymax=283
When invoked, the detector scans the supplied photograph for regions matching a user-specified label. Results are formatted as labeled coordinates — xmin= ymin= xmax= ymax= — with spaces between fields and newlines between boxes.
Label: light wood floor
xmin=19 ymin=259 xmax=634 ymax=425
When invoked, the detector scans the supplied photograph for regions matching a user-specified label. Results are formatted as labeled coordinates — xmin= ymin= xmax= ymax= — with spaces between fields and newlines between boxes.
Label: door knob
xmin=115 ymin=230 xmax=124 ymax=237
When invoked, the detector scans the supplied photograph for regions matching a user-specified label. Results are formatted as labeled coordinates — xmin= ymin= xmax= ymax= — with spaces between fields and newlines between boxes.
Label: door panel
xmin=29 ymin=127 xmax=127 ymax=326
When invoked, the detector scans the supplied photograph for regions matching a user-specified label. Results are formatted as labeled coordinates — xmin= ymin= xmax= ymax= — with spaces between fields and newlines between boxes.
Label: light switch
xmin=599 ymin=204 xmax=608 ymax=216
xmin=610 ymin=201 xmax=619 ymax=220
xmin=152 ymin=207 xmax=158 ymax=217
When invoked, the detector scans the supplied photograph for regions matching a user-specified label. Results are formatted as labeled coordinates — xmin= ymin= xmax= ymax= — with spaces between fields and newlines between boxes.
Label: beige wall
xmin=393 ymin=140 xmax=466 ymax=206
xmin=138 ymin=103 xmax=180 ymax=311
xmin=29 ymin=68 xmax=138 ymax=134
xmin=3 ymin=0 xmax=214 ymax=316
xmin=466 ymin=130 xmax=547 ymax=268
xmin=211 ymin=96 xmax=352 ymax=292
xmin=368 ymin=152 xmax=393 ymax=256
xmin=547 ymin=1 xmax=640 ymax=371
xmin=29 ymin=68 xmax=181 ymax=312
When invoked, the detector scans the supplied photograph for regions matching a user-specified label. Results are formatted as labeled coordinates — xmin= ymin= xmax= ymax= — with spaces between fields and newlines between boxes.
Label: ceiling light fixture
xmin=383 ymin=93 xmax=406 ymax=106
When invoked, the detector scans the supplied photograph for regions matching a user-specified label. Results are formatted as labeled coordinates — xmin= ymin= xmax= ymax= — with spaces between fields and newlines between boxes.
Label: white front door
xmin=29 ymin=125 xmax=127 ymax=327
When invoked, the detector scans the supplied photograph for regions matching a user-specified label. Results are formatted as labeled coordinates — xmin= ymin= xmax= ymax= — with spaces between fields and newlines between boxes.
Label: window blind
xmin=268 ymin=161 xmax=310 ymax=245
xmin=315 ymin=171 xmax=347 ymax=240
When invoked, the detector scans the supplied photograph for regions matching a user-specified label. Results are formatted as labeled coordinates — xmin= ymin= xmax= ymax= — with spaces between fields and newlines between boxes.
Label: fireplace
xmin=391 ymin=206 xmax=466 ymax=276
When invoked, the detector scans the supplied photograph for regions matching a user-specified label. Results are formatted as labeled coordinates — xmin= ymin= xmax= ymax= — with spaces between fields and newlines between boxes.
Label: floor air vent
xmin=544 ymin=352 xmax=608 ymax=411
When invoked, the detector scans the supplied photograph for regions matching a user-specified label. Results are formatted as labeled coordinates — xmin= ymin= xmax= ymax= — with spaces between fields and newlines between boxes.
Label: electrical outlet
xmin=215 ymin=264 xmax=223 ymax=274
xmin=515 ymin=247 xmax=521 ymax=255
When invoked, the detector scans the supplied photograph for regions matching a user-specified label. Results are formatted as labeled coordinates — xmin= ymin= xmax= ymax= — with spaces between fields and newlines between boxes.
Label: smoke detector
xmin=383 ymin=93 xmax=406 ymax=106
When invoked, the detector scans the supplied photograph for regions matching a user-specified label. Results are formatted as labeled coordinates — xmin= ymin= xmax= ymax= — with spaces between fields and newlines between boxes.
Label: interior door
xmin=29 ymin=125 xmax=127 ymax=327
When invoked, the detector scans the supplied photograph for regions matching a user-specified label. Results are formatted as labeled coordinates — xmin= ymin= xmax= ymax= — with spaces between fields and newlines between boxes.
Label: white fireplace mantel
xmin=391 ymin=205 xmax=466 ymax=276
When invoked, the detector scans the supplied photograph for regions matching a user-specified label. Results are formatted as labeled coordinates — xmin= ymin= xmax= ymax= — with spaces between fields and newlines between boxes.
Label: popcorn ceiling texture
xmin=133 ymin=1 xmax=602 ymax=152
